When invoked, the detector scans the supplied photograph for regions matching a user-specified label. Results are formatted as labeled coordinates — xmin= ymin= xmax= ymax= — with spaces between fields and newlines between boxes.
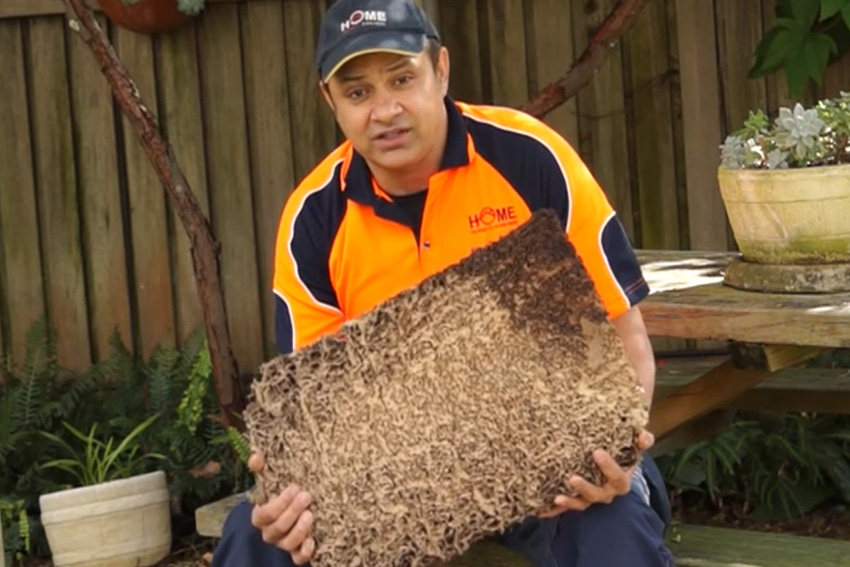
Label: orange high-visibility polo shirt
xmin=272 ymin=98 xmax=648 ymax=354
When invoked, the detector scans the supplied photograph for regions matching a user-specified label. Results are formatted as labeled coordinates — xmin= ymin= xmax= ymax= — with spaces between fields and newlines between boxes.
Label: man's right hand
xmin=249 ymin=453 xmax=316 ymax=565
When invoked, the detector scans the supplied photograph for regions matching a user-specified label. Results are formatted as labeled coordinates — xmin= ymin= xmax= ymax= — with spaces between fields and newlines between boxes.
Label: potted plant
xmin=37 ymin=414 xmax=171 ymax=567
xmin=97 ymin=0 xmax=205 ymax=34
xmin=717 ymin=92 xmax=850 ymax=290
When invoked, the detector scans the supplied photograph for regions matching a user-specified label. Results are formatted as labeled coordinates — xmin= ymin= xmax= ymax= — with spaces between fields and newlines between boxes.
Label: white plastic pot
xmin=39 ymin=471 xmax=171 ymax=567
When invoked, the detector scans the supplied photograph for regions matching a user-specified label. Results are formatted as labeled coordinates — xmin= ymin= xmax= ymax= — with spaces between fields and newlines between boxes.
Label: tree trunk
xmin=521 ymin=0 xmax=650 ymax=119
xmin=63 ymin=0 xmax=244 ymax=426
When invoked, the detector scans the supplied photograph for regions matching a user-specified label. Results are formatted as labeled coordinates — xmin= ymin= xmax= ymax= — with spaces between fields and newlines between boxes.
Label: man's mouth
xmin=375 ymin=128 xmax=410 ymax=140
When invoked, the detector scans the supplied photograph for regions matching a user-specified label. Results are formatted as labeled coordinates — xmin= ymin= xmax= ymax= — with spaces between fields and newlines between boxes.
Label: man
xmin=212 ymin=0 xmax=673 ymax=565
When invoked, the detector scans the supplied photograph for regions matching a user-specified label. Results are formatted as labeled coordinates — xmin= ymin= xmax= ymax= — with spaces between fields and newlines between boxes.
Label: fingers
xmin=282 ymin=510 xmax=315 ymax=553
xmin=268 ymin=491 xmax=313 ymax=544
xmin=637 ymin=430 xmax=655 ymax=452
xmin=248 ymin=453 xmax=266 ymax=474
xmin=251 ymin=485 xmax=316 ymax=563
xmin=292 ymin=537 xmax=316 ymax=565
xmin=591 ymin=449 xmax=633 ymax=495
xmin=544 ymin=495 xmax=591 ymax=515
xmin=253 ymin=486 xmax=311 ymax=532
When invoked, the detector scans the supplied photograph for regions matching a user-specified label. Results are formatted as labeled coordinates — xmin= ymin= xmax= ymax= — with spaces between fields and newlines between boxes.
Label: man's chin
xmin=369 ymin=148 xmax=421 ymax=171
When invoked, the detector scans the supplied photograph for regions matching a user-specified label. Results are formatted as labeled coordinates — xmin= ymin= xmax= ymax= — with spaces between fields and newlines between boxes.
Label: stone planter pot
xmin=97 ymin=0 xmax=193 ymax=34
xmin=39 ymin=471 xmax=171 ymax=567
xmin=718 ymin=163 xmax=850 ymax=264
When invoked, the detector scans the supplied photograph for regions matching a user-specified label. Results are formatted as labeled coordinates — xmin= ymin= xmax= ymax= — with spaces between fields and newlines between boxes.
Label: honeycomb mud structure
xmin=245 ymin=210 xmax=648 ymax=567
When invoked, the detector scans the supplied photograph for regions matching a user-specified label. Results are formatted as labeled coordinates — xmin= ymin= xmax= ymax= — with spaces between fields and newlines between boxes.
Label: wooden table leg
xmin=648 ymin=359 xmax=773 ymax=439
xmin=649 ymin=409 xmax=735 ymax=456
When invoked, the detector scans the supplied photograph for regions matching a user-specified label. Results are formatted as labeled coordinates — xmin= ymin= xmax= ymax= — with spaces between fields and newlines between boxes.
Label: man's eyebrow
xmin=384 ymin=58 xmax=414 ymax=72
xmin=337 ymin=57 xmax=414 ymax=82
xmin=337 ymin=72 xmax=366 ymax=83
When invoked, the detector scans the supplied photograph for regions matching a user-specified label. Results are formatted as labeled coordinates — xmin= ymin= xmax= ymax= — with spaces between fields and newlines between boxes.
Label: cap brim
xmin=321 ymin=30 xmax=427 ymax=82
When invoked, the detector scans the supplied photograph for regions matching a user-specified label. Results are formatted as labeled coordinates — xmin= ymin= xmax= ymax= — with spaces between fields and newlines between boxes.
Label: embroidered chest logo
xmin=467 ymin=206 xmax=519 ymax=234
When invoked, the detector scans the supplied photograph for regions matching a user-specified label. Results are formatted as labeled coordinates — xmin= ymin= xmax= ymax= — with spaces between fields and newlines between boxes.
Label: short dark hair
xmin=426 ymin=38 xmax=441 ymax=69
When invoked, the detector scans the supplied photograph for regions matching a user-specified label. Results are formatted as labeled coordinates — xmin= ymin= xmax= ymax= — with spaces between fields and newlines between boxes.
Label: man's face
xmin=321 ymin=47 xmax=450 ymax=175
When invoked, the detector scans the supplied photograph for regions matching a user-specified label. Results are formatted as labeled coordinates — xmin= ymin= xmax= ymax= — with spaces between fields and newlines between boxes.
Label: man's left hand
xmin=537 ymin=429 xmax=655 ymax=518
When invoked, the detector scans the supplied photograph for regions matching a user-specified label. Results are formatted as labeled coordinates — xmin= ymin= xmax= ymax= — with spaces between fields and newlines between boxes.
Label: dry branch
xmin=521 ymin=0 xmax=651 ymax=119
xmin=63 ymin=0 xmax=244 ymax=424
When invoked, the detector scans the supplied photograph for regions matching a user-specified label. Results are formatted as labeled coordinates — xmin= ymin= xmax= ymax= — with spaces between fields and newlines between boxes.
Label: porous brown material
xmin=245 ymin=210 xmax=648 ymax=567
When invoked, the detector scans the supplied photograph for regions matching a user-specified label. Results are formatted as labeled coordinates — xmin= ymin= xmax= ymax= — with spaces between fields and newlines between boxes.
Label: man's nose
xmin=371 ymin=92 xmax=402 ymax=122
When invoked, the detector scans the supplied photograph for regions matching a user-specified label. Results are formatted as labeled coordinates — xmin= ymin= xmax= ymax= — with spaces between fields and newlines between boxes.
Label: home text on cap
xmin=340 ymin=10 xmax=388 ymax=32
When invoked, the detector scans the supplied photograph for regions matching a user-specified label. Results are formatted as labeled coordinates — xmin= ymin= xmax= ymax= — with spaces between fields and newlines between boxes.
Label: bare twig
xmin=520 ymin=0 xmax=651 ymax=119
xmin=63 ymin=0 xmax=244 ymax=426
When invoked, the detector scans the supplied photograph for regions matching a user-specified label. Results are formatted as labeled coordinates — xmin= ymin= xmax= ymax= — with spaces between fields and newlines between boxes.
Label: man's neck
xmin=371 ymin=161 xmax=438 ymax=196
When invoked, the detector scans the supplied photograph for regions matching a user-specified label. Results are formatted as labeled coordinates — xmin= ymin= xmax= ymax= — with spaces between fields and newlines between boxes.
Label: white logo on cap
xmin=340 ymin=10 xmax=387 ymax=32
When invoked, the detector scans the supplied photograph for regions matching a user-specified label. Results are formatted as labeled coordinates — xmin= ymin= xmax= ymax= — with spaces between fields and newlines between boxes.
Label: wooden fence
xmin=1 ymin=0 xmax=849 ymax=376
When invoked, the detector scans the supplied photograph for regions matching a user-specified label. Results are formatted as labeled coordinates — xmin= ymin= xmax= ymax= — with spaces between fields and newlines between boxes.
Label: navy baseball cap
xmin=316 ymin=0 xmax=440 ymax=82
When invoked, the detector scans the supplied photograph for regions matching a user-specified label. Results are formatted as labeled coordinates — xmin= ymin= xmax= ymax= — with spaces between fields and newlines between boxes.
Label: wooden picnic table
xmin=636 ymin=250 xmax=850 ymax=440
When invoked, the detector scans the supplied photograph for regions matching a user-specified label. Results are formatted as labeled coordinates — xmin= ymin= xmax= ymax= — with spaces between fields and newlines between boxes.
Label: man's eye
xmin=395 ymin=75 xmax=413 ymax=86
xmin=347 ymin=88 xmax=367 ymax=100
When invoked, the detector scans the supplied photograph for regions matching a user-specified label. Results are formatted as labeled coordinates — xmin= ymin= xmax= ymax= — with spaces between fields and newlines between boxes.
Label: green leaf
xmin=762 ymin=27 xmax=808 ymax=72
xmin=101 ymin=412 xmax=160 ymax=477
xmin=812 ymin=437 xmax=850 ymax=502
xmin=673 ymin=461 xmax=707 ymax=488
xmin=750 ymin=26 xmax=806 ymax=78
xmin=785 ymin=48 xmax=812 ymax=98
xmin=750 ymin=480 xmax=835 ymax=521
xmin=822 ymin=0 xmax=850 ymax=20
xmin=806 ymin=33 xmax=835 ymax=83
xmin=39 ymin=431 xmax=81 ymax=461
xmin=843 ymin=4 xmax=850 ymax=28
xmin=791 ymin=0 xmax=820 ymax=28
xmin=826 ymin=431 xmax=850 ymax=443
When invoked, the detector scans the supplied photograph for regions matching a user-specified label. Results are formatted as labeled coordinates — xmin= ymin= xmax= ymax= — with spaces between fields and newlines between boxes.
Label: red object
xmin=97 ymin=0 xmax=192 ymax=34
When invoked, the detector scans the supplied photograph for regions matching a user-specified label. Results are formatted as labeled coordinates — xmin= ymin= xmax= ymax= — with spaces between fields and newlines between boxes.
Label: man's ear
xmin=437 ymin=46 xmax=450 ymax=96
xmin=319 ymin=80 xmax=336 ymax=113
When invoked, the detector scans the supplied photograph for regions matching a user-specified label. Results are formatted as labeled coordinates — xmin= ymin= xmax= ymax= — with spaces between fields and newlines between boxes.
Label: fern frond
xmin=178 ymin=327 xmax=206 ymax=375
xmin=226 ymin=427 xmax=250 ymax=465
xmin=104 ymin=329 xmax=134 ymax=376
xmin=59 ymin=370 xmax=99 ymax=420
xmin=177 ymin=346 xmax=211 ymax=434
xmin=148 ymin=366 xmax=172 ymax=413
xmin=19 ymin=508 xmax=30 ymax=554
xmin=20 ymin=318 xmax=53 ymax=381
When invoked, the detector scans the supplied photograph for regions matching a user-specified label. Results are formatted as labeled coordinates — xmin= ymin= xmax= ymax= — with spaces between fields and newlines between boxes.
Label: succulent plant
xmin=719 ymin=92 xmax=850 ymax=169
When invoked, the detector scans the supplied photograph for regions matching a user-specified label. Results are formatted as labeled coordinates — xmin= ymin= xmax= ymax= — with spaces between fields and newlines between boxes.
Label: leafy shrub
xmin=659 ymin=412 xmax=850 ymax=521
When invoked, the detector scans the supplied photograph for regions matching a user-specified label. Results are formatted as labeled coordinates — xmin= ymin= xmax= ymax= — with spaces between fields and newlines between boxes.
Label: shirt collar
xmin=343 ymin=96 xmax=470 ymax=205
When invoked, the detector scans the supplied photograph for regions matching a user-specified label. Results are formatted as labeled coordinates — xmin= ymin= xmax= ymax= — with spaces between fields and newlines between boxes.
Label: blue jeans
xmin=211 ymin=457 xmax=673 ymax=567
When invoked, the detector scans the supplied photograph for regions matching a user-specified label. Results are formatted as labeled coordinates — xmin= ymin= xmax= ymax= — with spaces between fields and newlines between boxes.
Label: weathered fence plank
xmin=241 ymin=0 xmax=298 ymax=358
xmin=114 ymin=25 xmax=176 ymax=357
xmin=68 ymin=14 xmax=131 ymax=360
xmin=626 ymin=0 xmax=679 ymax=250
xmin=156 ymin=22 xmax=211 ymax=345
xmin=0 ymin=21 xmax=45 ymax=366
xmin=480 ymin=0 xmax=528 ymax=108
xmin=573 ymin=0 xmax=635 ymax=239
xmin=674 ymin=0 xmax=728 ymax=251
xmin=715 ymin=0 xmax=768 ymax=132
xmin=438 ymin=0 xmax=484 ymax=103
xmin=198 ymin=3 xmax=265 ymax=371
xmin=283 ymin=0 xmax=339 ymax=184
xmin=28 ymin=17 xmax=91 ymax=370
xmin=523 ymin=0 xmax=580 ymax=147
